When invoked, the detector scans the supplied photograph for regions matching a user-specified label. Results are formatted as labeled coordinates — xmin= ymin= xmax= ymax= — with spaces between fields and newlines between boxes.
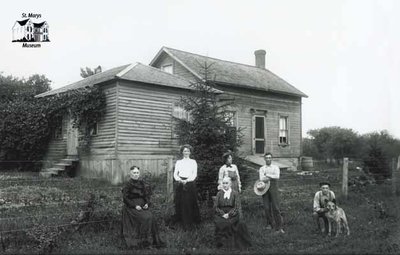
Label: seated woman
xmin=214 ymin=177 xmax=251 ymax=250
xmin=121 ymin=166 xmax=165 ymax=249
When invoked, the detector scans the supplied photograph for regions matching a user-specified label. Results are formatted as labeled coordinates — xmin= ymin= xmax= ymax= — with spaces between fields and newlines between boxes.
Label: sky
xmin=1 ymin=0 xmax=399 ymax=139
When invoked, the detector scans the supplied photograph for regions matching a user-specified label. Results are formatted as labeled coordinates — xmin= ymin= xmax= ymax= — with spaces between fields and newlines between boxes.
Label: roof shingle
xmin=155 ymin=47 xmax=307 ymax=97
xmin=35 ymin=63 xmax=215 ymax=98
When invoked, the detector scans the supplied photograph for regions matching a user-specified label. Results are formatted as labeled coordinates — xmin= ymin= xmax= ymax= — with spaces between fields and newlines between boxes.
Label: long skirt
xmin=174 ymin=181 xmax=201 ymax=229
xmin=214 ymin=215 xmax=252 ymax=249
xmin=121 ymin=206 xmax=162 ymax=247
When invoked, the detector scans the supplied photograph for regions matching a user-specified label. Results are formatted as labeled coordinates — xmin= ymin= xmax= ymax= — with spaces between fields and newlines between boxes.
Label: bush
xmin=0 ymin=86 xmax=106 ymax=171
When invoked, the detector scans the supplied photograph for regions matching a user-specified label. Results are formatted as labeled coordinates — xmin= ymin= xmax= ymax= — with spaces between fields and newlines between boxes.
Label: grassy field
xmin=0 ymin=166 xmax=399 ymax=254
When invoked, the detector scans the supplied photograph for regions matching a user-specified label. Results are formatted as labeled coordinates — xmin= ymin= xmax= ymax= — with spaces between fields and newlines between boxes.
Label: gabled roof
xmin=35 ymin=63 xmax=218 ymax=98
xmin=17 ymin=19 xmax=30 ymax=26
xmin=150 ymin=47 xmax=308 ymax=98
xmin=33 ymin=21 xmax=46 ymax=28
xmin=35 ymin=64 xmax=129 ymax=97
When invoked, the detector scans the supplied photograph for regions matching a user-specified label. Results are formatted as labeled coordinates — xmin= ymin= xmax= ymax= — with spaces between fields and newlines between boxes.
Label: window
xmin=255 ymin=116 xmax=265 ymax=154
xmin=161 ymin=64 xmax=173 ymax=74
xmin=172 ymin=105 xmax=190 ymax=120
xmin=224 ymin=111 xmax=237 ymax=143
xmin=223 ymin=111 xmax=236 ymax=127
xmin=279 ymin=116 xmax=289 ymax=144
xmin=89 ymin=122 xmax=98 ymax=136
xmin=53 ymin=121 xmax=63 ymax=140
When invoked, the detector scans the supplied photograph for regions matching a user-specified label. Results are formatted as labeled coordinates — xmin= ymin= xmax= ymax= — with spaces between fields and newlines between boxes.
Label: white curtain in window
xmin=279 ymin=117 xmax=288 ymax=139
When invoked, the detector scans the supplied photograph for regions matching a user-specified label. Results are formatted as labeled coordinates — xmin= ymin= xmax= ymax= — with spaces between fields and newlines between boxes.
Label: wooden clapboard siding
xmin=217 ymin=85 xmax=302 ymax=158
xmin=118 ymin=156 xmax=172 ymax=178
xmin=79 ymin=157 xmax=114 ymax=181
xmin=152 ymin=53 xmax=302 ymax=159
xmin=79 ymin=154 xmax=173 ymax=184
xmin=89 ymin=85 xmax=117 ymax=154
xmin=152 ymin=52 xmax=197 ymax=81
xmin=173 ymin=61 xmax=197 ymax=81
xmin=116 ymin=81 xmax=186 ymax=155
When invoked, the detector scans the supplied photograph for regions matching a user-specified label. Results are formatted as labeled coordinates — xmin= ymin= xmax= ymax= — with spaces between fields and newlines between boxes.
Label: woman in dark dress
xmin=121 ymin=166 xmax=165 ymax=249
xmin=173 ymin=144 xmax=201 ymax=229
xmin=214 ymin=177 xmax=251 ymax=250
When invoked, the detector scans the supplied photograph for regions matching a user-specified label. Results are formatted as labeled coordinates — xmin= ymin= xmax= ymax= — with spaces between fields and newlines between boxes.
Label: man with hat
xmin=255 ymin=152 xmax=284 ymax=234
xmin=313 ymin=182 xmax=335 ymax=234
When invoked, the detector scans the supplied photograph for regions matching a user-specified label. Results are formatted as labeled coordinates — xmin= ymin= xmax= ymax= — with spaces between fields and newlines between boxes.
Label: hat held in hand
xmin=254 ymin=179 xmax=270 ymax=196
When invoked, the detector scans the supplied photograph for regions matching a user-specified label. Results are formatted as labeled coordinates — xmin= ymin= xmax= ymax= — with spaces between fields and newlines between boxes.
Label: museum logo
xmin=12 ymin=13 xmax=50 ymax=48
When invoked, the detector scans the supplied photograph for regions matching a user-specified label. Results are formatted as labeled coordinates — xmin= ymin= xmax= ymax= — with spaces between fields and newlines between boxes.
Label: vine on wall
xmin=0 ymin=85 xmax=106 ymax=171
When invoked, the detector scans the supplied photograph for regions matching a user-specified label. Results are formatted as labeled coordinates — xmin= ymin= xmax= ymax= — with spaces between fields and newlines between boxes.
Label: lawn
xmin=0 ymin=166 xmax=399 ymax=254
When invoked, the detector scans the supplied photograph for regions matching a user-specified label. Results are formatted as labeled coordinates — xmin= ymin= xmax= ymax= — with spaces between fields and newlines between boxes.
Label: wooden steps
xmin=40 ymin=156 xmax=79 ymax=178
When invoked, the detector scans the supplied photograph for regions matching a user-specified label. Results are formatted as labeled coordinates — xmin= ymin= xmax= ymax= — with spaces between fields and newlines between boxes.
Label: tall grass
xmin=1 ymin=166 xmax=399 ymax=254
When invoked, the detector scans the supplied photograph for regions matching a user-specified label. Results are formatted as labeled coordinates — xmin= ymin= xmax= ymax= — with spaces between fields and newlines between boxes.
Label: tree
xmin=80 ymin=66 xmax=102 ymax=78
xmin=302 ymin=137 xmax=321 ymax=158
xmin=174 ymin=62 xmax=243 ymax=201
xmin=306 ymin=126 xmax=360 ymax=160
xmin=361 ymin=131 xmax=400 ymax=179
xmin=0 ymin=73 xmax=51 ymax=101
xmin=24 ymin=74 xmax=52 ymax=96
xmin=304 ymin=126 xmax=400 ymax=180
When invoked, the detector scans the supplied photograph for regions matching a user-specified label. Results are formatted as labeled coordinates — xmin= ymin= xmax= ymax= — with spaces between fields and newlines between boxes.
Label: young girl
xmin=218 ymin=150 xmax=242 ymax=193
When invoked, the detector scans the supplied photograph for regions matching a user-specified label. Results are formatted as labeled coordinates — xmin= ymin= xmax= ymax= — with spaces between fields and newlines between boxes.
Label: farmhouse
xmin=36 ymin=47 xmax=307 ymax=184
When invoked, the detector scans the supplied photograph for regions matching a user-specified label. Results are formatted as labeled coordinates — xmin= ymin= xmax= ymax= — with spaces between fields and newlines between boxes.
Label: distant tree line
xmin=303 ymin=126 xmax=400 ymax=179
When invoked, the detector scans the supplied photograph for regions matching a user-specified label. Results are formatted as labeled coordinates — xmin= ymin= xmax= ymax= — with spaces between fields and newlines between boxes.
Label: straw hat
xmin=254 ymin=180 xmax=270 ymax=196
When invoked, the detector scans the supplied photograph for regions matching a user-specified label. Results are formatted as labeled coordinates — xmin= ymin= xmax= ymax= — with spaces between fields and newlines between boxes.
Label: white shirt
xmin=259 ymin=164 xmax=280 ymax=180
xmin=174 ymin=158 xmax=197 ymax=182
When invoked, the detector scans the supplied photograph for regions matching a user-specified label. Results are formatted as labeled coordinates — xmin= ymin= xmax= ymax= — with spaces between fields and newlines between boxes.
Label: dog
xmin=324 ymin=199 xmax=350 ymax=237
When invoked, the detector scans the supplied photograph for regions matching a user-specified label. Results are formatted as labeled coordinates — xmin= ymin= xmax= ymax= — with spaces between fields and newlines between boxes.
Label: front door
xmin=253 ymin=115 xmax=266 ymax=154
xmin=66 ymin=116 xmax=79 ymax=156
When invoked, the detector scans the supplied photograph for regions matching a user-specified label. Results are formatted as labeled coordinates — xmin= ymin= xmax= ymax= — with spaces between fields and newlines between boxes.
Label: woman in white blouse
xmin=173 ymin=144 xmax=201 ymax=229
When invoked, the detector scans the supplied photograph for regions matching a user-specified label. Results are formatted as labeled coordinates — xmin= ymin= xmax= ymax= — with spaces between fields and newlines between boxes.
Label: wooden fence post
xmin=392 ymin=155 xmax=400 ymax=196
xmin=166 ymin=157 xmax=174 ymax=203
xmin=342 ymin=157 xmax=349 ymax=199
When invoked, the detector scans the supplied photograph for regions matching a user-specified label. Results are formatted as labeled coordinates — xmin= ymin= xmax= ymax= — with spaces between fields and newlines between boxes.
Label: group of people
xmin=121 ymin=144 xmax=337 ymax=250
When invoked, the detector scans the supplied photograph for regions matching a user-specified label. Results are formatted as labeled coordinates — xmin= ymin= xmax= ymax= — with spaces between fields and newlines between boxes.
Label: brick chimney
xmin=254 ymin=49 xmax=266 ymax=69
